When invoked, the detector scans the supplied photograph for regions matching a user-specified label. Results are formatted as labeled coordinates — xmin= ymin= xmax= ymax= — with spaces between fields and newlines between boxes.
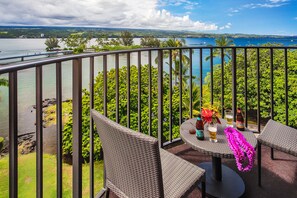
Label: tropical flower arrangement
xmin=224 ymin=127 xmax=255 ymax=172
xmin=201 ymin=108 xmax=221 ymax=124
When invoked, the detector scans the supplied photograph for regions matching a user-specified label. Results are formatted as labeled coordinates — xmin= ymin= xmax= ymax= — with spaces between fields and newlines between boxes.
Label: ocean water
xmin=0 ymin=37 xmax=296 ymax=137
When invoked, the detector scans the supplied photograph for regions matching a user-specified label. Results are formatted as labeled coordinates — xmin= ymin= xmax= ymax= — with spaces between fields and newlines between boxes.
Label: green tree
xmin=205 ymin=36 xmax=234 ymax=61
xmin=119 ymin=31 xmax=134 ymax=46
xmin=62 ymin=33 xmax=91 ymax=53
xmin=96 ymin=34 xmax=120 ymax=46
xmin=62 ymin=64 xmax=181 ymax=161
xmin=0 ymin=75 xmax=8 ymax=87
xmin=140 ymin=36 xmax=161 ymax=47
xmin=205 ymin=44 xmax=297 ymax=127
xmin=159 ymin=37 xmax=191 ymax=85
xmin=44 ymin=37 xmax=60 ymax=51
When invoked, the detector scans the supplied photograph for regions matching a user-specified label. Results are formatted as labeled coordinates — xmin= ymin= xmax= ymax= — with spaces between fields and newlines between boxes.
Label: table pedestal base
xmin=198 ymin=162 xmax=245 ymax=198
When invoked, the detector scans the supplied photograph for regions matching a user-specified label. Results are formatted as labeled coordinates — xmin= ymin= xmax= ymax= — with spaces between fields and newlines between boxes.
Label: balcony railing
xmin=1 ymin=46 xmax=297 ymax=197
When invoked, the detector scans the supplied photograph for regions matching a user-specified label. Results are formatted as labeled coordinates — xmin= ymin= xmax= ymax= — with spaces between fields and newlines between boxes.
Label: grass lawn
xmin=0 ymin=153 xmax=104 ymax=197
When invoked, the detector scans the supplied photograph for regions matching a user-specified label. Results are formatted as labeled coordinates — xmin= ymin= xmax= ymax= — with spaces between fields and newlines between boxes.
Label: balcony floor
xmin=109 ymin=144 xmax=297 ymax=198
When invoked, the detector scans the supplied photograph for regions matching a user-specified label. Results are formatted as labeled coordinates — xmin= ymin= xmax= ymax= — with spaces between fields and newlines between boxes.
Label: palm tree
xmin=183 ymin=83 xmax=200 ymax=118
xmin=157 ymin=37 xmax=191 ymax=85
xmin=45 ymin=37 xmax=60 ymax=51
xmin=205 ymin=36 xmax=234 ymax=61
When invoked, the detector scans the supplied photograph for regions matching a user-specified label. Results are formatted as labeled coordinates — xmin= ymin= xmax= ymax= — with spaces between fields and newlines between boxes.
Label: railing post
xmin=158 ymin=50 xmax=163 ymax=148
xmin=210 ymin=48 xmax=214 ymax=105
xmin=127 ymin=53 xmax=131 ymax=128
xmin=200 ymin=48 xmax=203 ymax=110
xmin=89 ymin=57 xmax=94 ymax=198
xmin=221 ymin=48 xmax=225 ymax=118
xmin=115 ymin=54 xmax=120 ymax=123
xmin=179 ymin=49 xmax=183 ymax=126
xmin=138 ymin=51 xmax=141 ymax=132
xmin=36 ymin=66 xmax=43 ymax=198
xmin=148 ymin=51 xmax=152 ymax=137
xmin=103 ymin=55 xmax=107 ymax=116
xmin=169 ymin=50 xmax=173 ymax=141
xmin=284 ymin=48 xmax=288 ymax=125
xmin=270 ymin=48 xmax=274 ymax=120
xmin=257 ymin=48 xmax=261 ymax=132
xmin=244 ymin=48 xmax=248 ymax=127
xmin=72 ymin=58 xmax=82 ymax=198
xmin=56 ymin=62 xmax=63 ymax=198
xmin=9 ymin=71 xmax=18 ymax=198
xmin=232 ymin=48 xmax=237 ymax=121
xmin=189 ymin=49 xmax=193 ymax=118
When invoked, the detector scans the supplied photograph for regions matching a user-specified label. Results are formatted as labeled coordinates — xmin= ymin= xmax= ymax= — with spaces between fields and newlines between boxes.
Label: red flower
xmin=201 ymin=108 xmax=214 ymax=123
xmin=201 ymin=108 xmax=221 ymax=124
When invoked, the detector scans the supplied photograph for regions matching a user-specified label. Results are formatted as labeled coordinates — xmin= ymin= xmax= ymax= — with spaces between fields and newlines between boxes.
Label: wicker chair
xmin=257 ymin=119 xmax=297 ymax=186
xmin=91 ymin=110 xmax=206 ymax=198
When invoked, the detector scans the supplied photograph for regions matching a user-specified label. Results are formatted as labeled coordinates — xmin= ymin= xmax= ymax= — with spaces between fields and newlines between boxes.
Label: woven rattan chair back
xmin=91 ymin=110 xmax=164 ymax=198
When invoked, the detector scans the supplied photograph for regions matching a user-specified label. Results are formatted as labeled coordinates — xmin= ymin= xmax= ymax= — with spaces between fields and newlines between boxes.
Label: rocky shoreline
xmin=0 ymin=98 xmax=70 ymax=158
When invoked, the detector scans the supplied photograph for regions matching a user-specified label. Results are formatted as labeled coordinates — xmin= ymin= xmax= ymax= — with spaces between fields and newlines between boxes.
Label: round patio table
xmin=180 ymin=118 xmax=257 ymax=198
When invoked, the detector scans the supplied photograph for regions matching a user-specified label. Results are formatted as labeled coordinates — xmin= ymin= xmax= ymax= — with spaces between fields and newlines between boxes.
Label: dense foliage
xmin=62 ymin=64 xmax=185 ymax=161
xmin=0 ymin=76 xmax=8 ymax=87
xmin=140 ymin=36 xmax=161 ymax=47
xmin=203 ymin=44 xmax=297 ymax=127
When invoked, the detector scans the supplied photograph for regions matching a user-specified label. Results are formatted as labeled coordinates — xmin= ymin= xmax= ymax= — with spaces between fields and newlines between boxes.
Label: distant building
xmin=41 ymin=33 xmax=45 ymax=38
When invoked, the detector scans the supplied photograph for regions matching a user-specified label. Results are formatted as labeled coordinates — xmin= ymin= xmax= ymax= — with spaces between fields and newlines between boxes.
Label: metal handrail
xmin=2 ymin=45 xmax=297 ymax=197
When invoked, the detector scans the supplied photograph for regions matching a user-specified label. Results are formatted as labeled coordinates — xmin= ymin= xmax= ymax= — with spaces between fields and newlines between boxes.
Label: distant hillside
xmin=0 ymin=26 xmax=296 ymax=39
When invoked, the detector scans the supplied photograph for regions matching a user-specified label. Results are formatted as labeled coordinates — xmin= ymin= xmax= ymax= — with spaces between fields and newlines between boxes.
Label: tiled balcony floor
xmin=110 ymin=144 xmax=297 ymax=198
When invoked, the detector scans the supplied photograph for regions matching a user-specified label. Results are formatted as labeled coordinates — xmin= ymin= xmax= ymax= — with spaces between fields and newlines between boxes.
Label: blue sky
xmin=159 ymin=0 xmax=297 ymax=35
xmin=0 ymin=0 xmax=296 ymax=35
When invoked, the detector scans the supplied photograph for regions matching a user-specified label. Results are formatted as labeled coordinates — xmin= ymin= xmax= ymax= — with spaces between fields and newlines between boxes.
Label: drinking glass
xmin=208 ymin=123 xmax=218 ymax=143
xmin=225 ymin=109 xmax=233 ymax=127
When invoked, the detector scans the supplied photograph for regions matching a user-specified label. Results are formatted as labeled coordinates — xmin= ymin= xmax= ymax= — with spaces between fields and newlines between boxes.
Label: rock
xmin=19 ymin=140 xmax=36 ymax=155
xmin=0 ymin=136 xmax=4 ymax=151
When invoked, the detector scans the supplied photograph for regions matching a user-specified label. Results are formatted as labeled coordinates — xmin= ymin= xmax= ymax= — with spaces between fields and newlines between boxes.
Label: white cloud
xmin=243 ymin=0 xmax=289 ymax=9
xmin=228 ymin=8 xmax=240 ymax=16
xmin=269 ymin=0 xmax=289 ymax=3
xmin=0 ymin=0 xmax=217 ymax=31
xmin=219 ymin=23 xmax=232 ymax=30
xmin=159 ymin=0 xmax=199 ymax=10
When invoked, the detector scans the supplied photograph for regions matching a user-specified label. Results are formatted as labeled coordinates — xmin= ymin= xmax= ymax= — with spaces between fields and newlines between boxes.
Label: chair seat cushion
xmin=160 ymin=149 xmax=205 ymax=198
xmin=258 ymin=119 xmax=297 ymax=156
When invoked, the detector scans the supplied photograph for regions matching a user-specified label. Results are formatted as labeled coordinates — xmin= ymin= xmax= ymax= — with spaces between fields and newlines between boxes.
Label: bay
xmin=0 ymin=37 xmax=296 ymax=137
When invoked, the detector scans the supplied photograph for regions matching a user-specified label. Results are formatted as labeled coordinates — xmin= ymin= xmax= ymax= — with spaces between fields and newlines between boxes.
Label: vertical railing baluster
xmin=115 ymin=54 xmax=119 ymax=123
xmin=244 ymin=48 xmax=248 ymax=127
xmin=9 ymin=71 xmax=18 ymax=198
xmin=103 ymin=55 xmax=107 ymax=117
xmin=89 ymin=57 xmax=94 ymax=198
xmin=189 ymin=49 xmax=193 ymax=118
xmin=148 ymin=51 xmax=152 ymax=136
xmin=232 ymin=48 xmax=237 ymax=121
xmin=200 ymin=48 xmax=203 ymax=110
xmin=221 ymin=48 xmax=225 ymax=118
xmin=127 ymin=52 xmax=131 ymax=128
xmin=72 ymin=58 xmax=82 ymax=198
xmin=36 ymin=66 xmax=43 ymax=198
xmin=210 ymin=48 xmax=214 ymax=105
xmin=56 ymin=62 xmax=63 ymax=198
xmin=179 ymin=49 xmax=183 ymax=126
xmin=284 ymin=48 xmax=288 ymax=125
xmin=158 ymin=50 xmax=163 ymax=148
xmin=257 ymin=48 xmax=261 ymax=132
xmin=138 ymin=51 xmax=141 ymax=132
xmin=270 ymin=48 xmax=274 ymax=120
xmin=169 ymin=50 xmax=173 ymax=142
